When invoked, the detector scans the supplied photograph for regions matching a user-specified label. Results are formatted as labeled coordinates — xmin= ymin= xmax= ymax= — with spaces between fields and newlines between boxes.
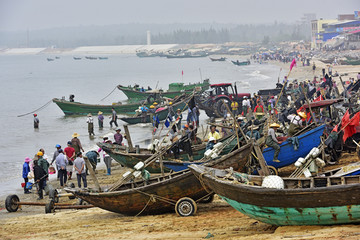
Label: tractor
xmin=195 ymin=83 xmax=251 ymax=118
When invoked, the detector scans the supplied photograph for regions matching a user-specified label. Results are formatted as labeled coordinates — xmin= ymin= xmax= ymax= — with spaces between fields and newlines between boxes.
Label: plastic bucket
xmin=26 ymin=182 xmax=33 ymax=190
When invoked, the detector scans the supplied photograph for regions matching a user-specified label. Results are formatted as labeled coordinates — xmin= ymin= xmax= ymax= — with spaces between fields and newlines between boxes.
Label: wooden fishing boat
xmin=189 ymin=164 xmax=360 ymax=226
xmin=65 ymin=142 xmax=253 ymax=216
xmin=210 ymin=57 xmax=226 ymax=62
xmin=320 ymin=162 xmax=360 ymax=177
xmin=52 ymin=98 xmax=146 ymax=116
xmin=162 ymin=137 xmax=242 ymax=172
xmin=261 ymin=124 xmax=325 ymax=172
xmin=231 ymin=60 xmax=250 ymax=66
xmin=98 ymin=134 xmax=238 ymax=173
xmin=117 ymin=79 xmax=210 ymax=100
xmin=119 ymin=98 xmax=188 ymax=124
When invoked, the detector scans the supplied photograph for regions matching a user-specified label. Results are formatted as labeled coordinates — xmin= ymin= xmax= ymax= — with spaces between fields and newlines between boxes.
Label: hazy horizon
xmin=0 ymin=0 xmax=358 ymax=31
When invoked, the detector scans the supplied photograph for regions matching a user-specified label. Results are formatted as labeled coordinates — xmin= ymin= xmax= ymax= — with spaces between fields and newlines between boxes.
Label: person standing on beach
xmin=37 ymin=151 xmax=49 ymax=179
xmin=33 ymin=160 xmax=47 ymax=200
xmin=22 ymin=157 xmax=31 ymax=194
xmin=114 ymin=128 xmax=123 ymax=145
xmin=110 ymin=108 xmax=118 ymax=128
xmin=71 ymin=133 xmax=84 ymax=154
xmin=51 ymin=144 xmax=61 ymax=180
xmin=74 ymin=152 xmax=87 ymax=188
xmin=55 ymin=149 xmax=68 ymax=187
xmin=64 ymin=141 xmax=75 ymax=180
xmin=86 ymin=113 xmax=95 ymax=136
xmin=231 ymin=100 xmax=239 ymax=117
xmin=33 ymin=114 xmax=39 ymax=129
xmin=98 ymin=111 xmax=104 ymax=129
xmin=312 ymin=62 xmax=316 ymax=74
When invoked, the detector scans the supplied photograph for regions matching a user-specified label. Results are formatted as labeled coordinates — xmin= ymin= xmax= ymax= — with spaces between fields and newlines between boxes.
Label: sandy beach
xmin=1 ymin=153 xmax=360 ymax=240
xmin=1 ymin=60 xmax=360 ymax=240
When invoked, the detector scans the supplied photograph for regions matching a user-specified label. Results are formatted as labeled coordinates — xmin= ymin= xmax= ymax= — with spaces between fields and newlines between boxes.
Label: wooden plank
xmin=84 ymin=156 xmax=101 ymax=192
xmin=253 ymin=142 xmax=270 ymax=176
xmin=123 ymin=125 xmax=134 ymax=152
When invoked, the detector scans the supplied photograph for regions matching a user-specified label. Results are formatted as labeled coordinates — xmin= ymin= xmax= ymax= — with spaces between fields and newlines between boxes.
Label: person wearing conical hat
xmin=287 ymin=111 xmax=306 ymax=136
xmin=86 ymin=113 xmax=95 ymax=136
xmin=98 ymin=111 xmax=104 ymax=129
xmin=266 ymin=123 xmax=281 ymax=162
xmin=71 ymin=132 xmax=84 ymax=154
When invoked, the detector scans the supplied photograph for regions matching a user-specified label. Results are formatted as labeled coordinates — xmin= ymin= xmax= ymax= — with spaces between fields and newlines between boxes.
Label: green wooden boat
xmin=117 ymin=79 xmax=210 ymax=100
xmin=98 ymin=134 xmax=238 ymax=173
xmin=190 ymin=165 xmax=360 ymax=226
xmin=119 ymin=98 xmax=188 ymax=124
xmin=52 ymin=98 xmax=147 ymax=116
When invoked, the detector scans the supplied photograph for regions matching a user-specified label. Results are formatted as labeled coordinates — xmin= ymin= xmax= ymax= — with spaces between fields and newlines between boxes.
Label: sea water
xmin=0 ymin=54 xmax=280 ymax=197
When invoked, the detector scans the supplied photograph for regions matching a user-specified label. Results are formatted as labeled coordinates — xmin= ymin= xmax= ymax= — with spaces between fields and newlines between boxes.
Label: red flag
xmin=182 ymin=70 xmax=183 ymax=76
xmin=314 ymin=95 xmax=324 ymax=102
xmin=341 ymin=110 xmax=360 ymax=142
xmin=290 ymin=59 xmax=296 ymax=71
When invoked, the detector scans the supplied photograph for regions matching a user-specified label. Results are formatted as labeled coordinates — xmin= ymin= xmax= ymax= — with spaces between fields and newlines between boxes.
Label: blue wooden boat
xmin=189 ymin=164 xmax=360 ymax=226
xmin=262 ymin=124 xmax=325 ymax=171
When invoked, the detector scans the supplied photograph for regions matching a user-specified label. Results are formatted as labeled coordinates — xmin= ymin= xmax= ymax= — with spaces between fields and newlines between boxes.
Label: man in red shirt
xmin=64 ymin=141 xmax=75 ymax=180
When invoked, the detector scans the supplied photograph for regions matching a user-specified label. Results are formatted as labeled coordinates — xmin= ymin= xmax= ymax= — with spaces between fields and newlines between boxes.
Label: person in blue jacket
xmin=22 ymin=157 xmax=32 ymax=194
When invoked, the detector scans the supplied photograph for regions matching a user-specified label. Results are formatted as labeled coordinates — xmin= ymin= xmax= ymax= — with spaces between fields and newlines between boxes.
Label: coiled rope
xmin=17 ymin=100 xmax=53 ymax=117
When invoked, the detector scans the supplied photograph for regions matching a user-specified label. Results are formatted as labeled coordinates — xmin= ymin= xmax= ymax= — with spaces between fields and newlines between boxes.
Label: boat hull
xmin=68 ymin=142 xmax=253 ymax=215
xmin=52 ymin=98 xmax=142 ymax=116
xmin=100 ymin=134 xmax=238 ymax=173
xmin=221 ymin=196 xmax=360 ymax=225
xmin=119 ymin=99 xmax=187 ymax=124
xmin=262 ymin=125 xmax=325 ymax=169
xmin=117 ymin=80 xmax=209 ymax=101
xmin=189 ymin=165 xmax=360 ymax=226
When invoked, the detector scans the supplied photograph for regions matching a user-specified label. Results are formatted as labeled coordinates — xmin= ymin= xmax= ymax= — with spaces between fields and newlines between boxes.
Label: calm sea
xmin=0 ymin=54 xmax=280 ymax=197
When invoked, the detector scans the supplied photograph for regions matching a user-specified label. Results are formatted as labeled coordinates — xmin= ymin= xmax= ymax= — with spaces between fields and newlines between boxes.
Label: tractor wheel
xmin=214 ymin=98 xmax=231 ymax=118
xmin=205 ymin=109 xmax=216 ymax=118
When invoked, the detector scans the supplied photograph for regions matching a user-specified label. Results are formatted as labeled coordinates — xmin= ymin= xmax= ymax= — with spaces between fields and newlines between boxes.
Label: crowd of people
xmin=22 ymin=127 xmax=125 ymax=200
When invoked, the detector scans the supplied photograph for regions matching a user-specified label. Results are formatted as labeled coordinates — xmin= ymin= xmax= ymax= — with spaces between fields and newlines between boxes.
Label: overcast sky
xmin=0 ymin=0 xmax=358 ymax=31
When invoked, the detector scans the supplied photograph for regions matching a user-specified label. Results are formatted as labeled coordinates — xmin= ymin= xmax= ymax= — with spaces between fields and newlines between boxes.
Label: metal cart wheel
xmin=268 ymin=166 xmax=278 ymax=176
xmin=175 ymin=197 xmax=197 ymax=217
xmin=5 ymin=195 xmax=20 ymax=212
xmin=45 ymin=199 xmax=55 ymax=214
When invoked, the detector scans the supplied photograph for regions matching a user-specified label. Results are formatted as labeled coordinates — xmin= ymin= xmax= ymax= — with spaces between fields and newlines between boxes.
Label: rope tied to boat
xmin=17 ymin=99 xmax=53 ymax=117
xmin=198 ymin=172 xmax=212 ymax=193
xmin=100 ymin=86 xmax=117 ymax=101
xmin=135 ymin=194 xmax=156 ymax=217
